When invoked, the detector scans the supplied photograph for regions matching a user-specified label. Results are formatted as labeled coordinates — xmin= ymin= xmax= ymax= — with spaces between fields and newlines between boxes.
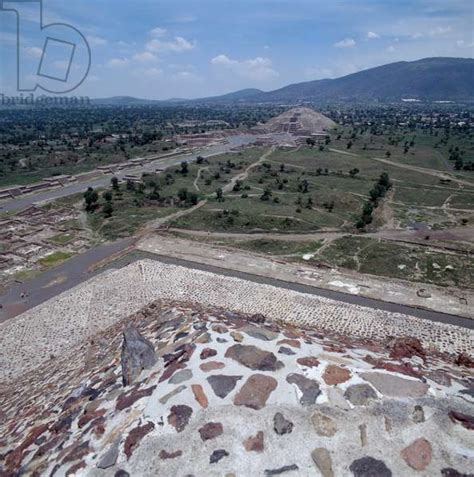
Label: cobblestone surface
xmin=1 ymin=260 xmax=472 ymax=382
xmin=0 ymin=302 xmax=473 ymax=476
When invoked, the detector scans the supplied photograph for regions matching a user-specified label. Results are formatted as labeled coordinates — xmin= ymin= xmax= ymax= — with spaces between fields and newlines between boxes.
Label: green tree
xmin=84 ymin=187 xmax=98 ymax=212
xmin=103 ymin=201 xmax=113 ymax=218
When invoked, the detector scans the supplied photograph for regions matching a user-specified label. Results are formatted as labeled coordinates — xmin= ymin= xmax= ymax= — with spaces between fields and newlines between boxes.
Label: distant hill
xmin=92 ymin=58 xmax=474 ymax=105
xmin=253 ymin=57 xmax=474 ymax=103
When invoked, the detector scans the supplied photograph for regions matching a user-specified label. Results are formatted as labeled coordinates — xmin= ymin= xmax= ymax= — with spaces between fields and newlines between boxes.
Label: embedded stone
xmin=207 ymin=375 xmax=243 ymax=399
xmin=200 ymin=361 xmax=226 ymax=372
xmin=200 ymin=348 xmax=218 ymax=360
xmin=265 ymin=464 xmax=299 ymax=475
xmin=225 ymin=344 xmax=280 ymax=371
xmin=361 ymin=373 xmax=429 ymax=398
xmin=121 ymin=325 xmax=157 ymax=386
xmin=231 ymin=331 xmax=244 ymax=342
xmin=273 ymin=412 xmax=293 ymax=435
xmin=349 ymin=456 xmax=392 ymax=477
xmin=311 ymin=411 xmax=337 ymax=437
xmin=389 ymin=336 xmax=425 ymax=362
xmin=210 ymin=449 xmax=229 ymax=464
xmin=311 ymin=448 xmax=334 ymax=477
xmin=297 ymin=357 xmax=320 ymax=368
xmin=286 ymin=373 xmax=321 ymax=405
xmin=401 ymin=438 xmax=432 ymax=471
xmin=344 ymin=384 xmax=378 ymax=406
xmin=242 ymin=325 xmax=278 ymax=341
xmin=244 ymin=431 xmax=264 ymax=452
xmin=234 ymin=374 xmax=278 ymax=410
xmin=449 ymin=410 xmax=474 ymax=430
xmin=168 ymin=405 xmax=193 ymax=433
xmin=169 ymin=369 xmax=193 ymax=384
xmin=115 ymin=471 xmax=130 ymax=477
xmin=412 ymin=405 xmax=425 ymax=423
xmin=97 ymin=438 xmax=121 ymax=469
xmin=124 ymin=422 xmax=154 ymax=459
xmin=323 ymin=365 xmax=351 ymax=385
xmin=199 ymin=422 xmax=223 ymax=441
xmin=159 ymin=449 xmax=183 ymax=460
xmin=159 ymin=385 xmax=186 ymax=404
xmin=277 ymin=339 xmax=301 ymax=348
xmin=278 ymin=347 xmax=296 ymax=356
xmin=191 ymin=384 xmax=209 ymax=408
xmin=116 ymin=385 xmax=156 ymax=411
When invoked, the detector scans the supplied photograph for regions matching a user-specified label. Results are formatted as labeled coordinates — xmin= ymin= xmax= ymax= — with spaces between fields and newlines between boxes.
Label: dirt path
xmin=193 ymin=166 xmax=209 ymax=192
xmin=222 ymin=147 xmax=275 ymax=193
xmin=144 ymin=200 xmax=208 ymax=231
xmin=168 ymin=228 xmax=345 ymax=241
xmin=329 ymin=148 xmax=474 ymax=187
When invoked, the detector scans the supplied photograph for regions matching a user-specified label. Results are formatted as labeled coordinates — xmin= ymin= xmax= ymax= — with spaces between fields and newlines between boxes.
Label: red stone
xmin=168 ymin=405 xmax=193 ymax=433
xmin=199 ymin=422 xmax=223 ymax=441
xmin=200 ymin=348 xmax=218 ymax=360
xmin=115 ymin=386 xmax=156 ymax=411
xmin=449 ymin=410 xmax=474 ymax=430
xmin=389 ymin=337 xmax=426 ymax=362
xmin=297 ymin=357 xmax=320 ymax=368
xmin=276 ymin=339 xmax=301 ymax=349
xmin=244 ymin=431 xmax=264 ymax=452
xmin=234 ymin=374 xmax=278 ymax=410
xmin=323 ymin=365 xmax=351 ymax=385
xmin=124 ymin=422 xmax=155 ymax=459
xmin=456 ymin=353 xmax=474 ymax=368
xmin=401 ymin=438 xmax=432 ymax=471
xmin=191 ymin=384 xmax=209 ymax=408
xmin=200 ymin=361 xmax=225 ymax=372
xmin=78 ymin=409 xmax=105 ymax=428
xmin=159 ymin=449 xmax=182 ymax=459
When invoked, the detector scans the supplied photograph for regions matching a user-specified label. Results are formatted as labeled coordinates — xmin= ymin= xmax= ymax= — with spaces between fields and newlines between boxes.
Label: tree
xmin=103 ymin=191 xmax=113 ymax=202
xmin=260 ymin=186 xmax=272 ymax=201
xmin=126 ymin=179 xmax=135 ymax=191
xmin=103 ymin=201 xmax=113 ymax=218
xmin=306 ymin=138 xmax=316 ymax=147
xmin=111 ymin=176 xmax=119 ymax=191
xmin=180 ymin=161 xmax=189 ymax=174
xmin=298 ymin=179 xmax=309 ymax=194
xmin=177 ymin=188 xmax=188 ymax=202
xmin=196 ymin=156 xmax=204 ymax=164
xmin=84 ymin=187 xmax=98 ymax=212
xmin=349 ymin=168 xmax=360 ymax=178
xmin=216 ymin=188 xmax=224 ymax=202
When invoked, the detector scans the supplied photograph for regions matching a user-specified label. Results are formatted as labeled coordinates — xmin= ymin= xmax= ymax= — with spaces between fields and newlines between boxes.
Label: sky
xmin=0 ymin=0 xmax=473 ymax=99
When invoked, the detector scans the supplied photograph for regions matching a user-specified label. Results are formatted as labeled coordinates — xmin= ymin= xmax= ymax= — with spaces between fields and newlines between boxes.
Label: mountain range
xmin=93 ymin=57 xmax=474 ymax=105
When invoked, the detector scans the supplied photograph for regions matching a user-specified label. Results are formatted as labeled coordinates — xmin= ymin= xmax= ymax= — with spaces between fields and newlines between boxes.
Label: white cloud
xmin=136 ymin=67 xmax=163 ymax=78
xmin=387 ymin=45 xmax=396 ymax=52
xmin=456 ymin=39 xmax=474 ymax=48
xmin=87 ymin=35 xmax=107 ymax=46
xmin=367 ymin=31 xmax=380 ymax=39
xmin=149 ymin=27 xmax=167 ymax=38
xmin=211 ymin=54 xmax=279 ymax=81
xmin=133 ymin=51 xmax=158 ymax=63
xmin=106 ymin=58 xmax=130 ymax=67
xmin=146 ymin=36 xmax=196 ymax=53
xmin=411 ymin=32 xmax=423 ymax=39
xmin=334 ymin=38 xmax=356 ymax=48
xmin=24 ymin=46 xmax=43 ymax=58
xmin=429 ymin=26 xmax=452 ymax=36
xmin=172 ymin=71 xmax=199 ymax=81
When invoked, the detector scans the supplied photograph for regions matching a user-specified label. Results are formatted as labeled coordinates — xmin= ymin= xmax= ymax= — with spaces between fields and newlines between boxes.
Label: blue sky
xmin=1 ymin=0 xmax=473 ymax=99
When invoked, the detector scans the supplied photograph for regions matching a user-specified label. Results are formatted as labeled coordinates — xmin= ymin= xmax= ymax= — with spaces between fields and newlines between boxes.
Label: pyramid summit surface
xmin=0 ymin=260 xmax=473 ymax=476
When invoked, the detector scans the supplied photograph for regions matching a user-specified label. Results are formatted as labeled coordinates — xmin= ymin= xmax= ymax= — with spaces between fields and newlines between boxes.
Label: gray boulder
xmin=121 ymin=325 xmax=157 ymax=386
